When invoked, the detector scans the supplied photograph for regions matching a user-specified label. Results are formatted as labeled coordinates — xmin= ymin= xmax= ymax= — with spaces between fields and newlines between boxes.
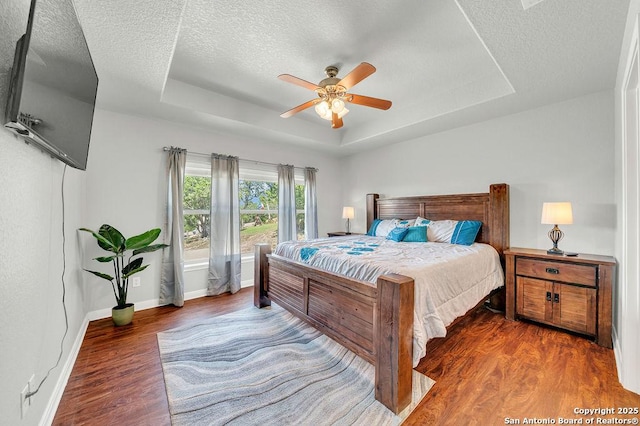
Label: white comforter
xmin=274 ymin=236 xmax=504 ymax=367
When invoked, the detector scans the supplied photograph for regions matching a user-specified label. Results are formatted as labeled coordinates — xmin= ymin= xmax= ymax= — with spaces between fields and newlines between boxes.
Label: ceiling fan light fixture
xmin=279 ymin=62 xmax=391 ymax=128
xmin=315 ymin=101 xmax=331 ymax=119
xmin=314 ymin=96 xmax=349 ymax=120
xmin=315 ymin=96 xmax=349 ymax=120
xmin=331 ymin=98 xmax=345 ymax=113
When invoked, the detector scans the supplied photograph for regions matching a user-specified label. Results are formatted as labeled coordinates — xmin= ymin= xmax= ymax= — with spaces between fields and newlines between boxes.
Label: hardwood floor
xmin=54 ymin=288 xmax=640 ymax=425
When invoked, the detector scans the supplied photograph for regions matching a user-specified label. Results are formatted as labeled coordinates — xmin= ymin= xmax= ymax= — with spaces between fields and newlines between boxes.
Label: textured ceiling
xmin=71 ymin=0 xmax=629 ymax=155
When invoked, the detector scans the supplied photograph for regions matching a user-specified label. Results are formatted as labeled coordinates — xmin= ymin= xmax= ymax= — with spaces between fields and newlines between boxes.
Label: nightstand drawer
xmin=516 ymin=258 xmax=596 ymax=287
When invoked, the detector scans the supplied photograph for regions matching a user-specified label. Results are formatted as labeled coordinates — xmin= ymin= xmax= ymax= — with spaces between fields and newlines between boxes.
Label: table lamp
xmin=342 ymin=207 xmax=355 ymax=234
xmin=541 ymin=202 xmax=573 ymax=255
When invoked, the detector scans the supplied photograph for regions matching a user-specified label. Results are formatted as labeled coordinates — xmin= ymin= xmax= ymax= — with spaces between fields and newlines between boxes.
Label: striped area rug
xmin=157 ymin=304 xmax=434 ymax=425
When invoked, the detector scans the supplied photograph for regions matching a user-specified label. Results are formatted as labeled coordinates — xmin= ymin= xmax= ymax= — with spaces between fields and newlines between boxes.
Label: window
xmin=238 ymin=179 xmax=305 ymax=255
xmin=183 ymin=160 xmax=211 ymax=263
xmin=182 ymin=157 xmax=305 ymax=264
xmin=239 ymin=179 xmax=278 ymax=255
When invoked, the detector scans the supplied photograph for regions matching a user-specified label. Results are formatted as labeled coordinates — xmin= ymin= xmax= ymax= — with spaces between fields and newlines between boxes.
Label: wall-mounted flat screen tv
xmin=4 ymin=0 xmax=98 ymax=171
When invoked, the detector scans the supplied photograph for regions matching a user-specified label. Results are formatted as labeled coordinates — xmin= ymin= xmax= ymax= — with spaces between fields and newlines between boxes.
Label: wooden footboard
xmin=254 ymin=243 xmax=414 ymax=414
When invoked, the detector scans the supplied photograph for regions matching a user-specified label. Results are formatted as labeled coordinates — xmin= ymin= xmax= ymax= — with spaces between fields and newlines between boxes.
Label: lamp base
xmin=547 ymin=225 xmax=565 ymax=255
xmin=547 ymin=247 xmax=564 ymax=255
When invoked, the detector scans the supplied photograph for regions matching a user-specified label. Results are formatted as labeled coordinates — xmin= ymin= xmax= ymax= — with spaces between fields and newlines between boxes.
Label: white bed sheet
xmin=274 ymin=235 xmax=504 ymax=367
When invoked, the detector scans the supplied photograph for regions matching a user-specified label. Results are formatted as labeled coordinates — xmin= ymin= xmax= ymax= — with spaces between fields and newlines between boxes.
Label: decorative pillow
xmin=450 ymin=220 xmax=482 ymax=245
xmin=366 ymin=219 xmax=381 ymax=236
xmin=414 ymin=216 xmax=430 ymax=227
xmin=386 ymin=227 xmax=409 ymax=242
xmin=396 ymin=219 xmax=414 ymax=228
xmin=427 ymin=220 xmax=482 ymax=245
xmin=367 ymin=219 xmax=399 ymax=237
xmin=402 ymin=226 xmax=427 ymax=242
xmin=426 ymin=220 xmax=457 ymax=242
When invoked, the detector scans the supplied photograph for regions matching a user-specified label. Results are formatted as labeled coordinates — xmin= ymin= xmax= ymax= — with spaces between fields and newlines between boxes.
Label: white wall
xmin=342 ymin=90 xmax=616 ymax=257
xmin=614 ymin=0 xmax=640 ymax=395
xmin=0 ymin=1 xmax=88 ymax=424
xmin=82 ymin=108 xmax=345 ymax=311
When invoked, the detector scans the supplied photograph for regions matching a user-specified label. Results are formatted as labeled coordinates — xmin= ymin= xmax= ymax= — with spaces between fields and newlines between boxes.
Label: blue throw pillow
xmin=386 ymin=227 xmax=409 ymax=242
xmin=450 ymin=220 xmax=482 ymax=245
xmin=402 ymin=226 xmax=427 ymax=242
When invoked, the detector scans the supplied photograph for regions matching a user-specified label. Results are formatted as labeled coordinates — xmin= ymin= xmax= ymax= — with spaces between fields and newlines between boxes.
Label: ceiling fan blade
xmin=331 ymin=112 xmax=343 ymax=129
xmin=337 ymin=62 xmax=376 ymax=90
xmin=280 ymin=99 xmax=320 ymax=118
xmin=347 ymin=94 xmax=392 ymax=110
xmin=278 ymin=74 xmax=320 ymax=91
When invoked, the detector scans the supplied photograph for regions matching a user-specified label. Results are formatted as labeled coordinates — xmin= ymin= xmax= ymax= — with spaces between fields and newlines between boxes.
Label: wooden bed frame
xmin=254 ymin=183 xmax=509 ymax=414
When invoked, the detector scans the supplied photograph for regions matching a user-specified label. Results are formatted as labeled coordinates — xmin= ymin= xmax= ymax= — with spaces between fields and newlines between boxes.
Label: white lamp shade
xmin=315 ymin=101 xmax=331 ymax=119
xmin=331 ymin=98 xmax=345 ymax=113
xmin=541 ymin=202 xmax=573 ymax=225
xmin=342 ymin=206 xmax=355 ymax=219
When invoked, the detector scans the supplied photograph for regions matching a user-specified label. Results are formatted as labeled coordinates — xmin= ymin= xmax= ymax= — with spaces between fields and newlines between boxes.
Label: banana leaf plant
xmin=79 ymin=225 xmax=168 ymax=308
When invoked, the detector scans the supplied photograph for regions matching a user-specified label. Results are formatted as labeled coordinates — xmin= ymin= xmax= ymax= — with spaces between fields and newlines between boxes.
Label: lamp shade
xmin=342 ymin=206 xmax=355 ymax=219
xmin=541 ymin=202 xmax=573 ymax=225
xmin=315 ymin=101 xmax=332 ymax=120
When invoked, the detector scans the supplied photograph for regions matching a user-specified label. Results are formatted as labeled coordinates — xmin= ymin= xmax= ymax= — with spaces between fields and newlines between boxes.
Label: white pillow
xmin=396 ymin=219 xmax=414 ymax=228
xmin=370 ymin=219 xmax=399 ymax=237
xmin=427 ymin=220 xmax=458 ymax=243
xmin=414 ymin=216 xmax=430 ymax=227
xmin=427 ymin=219 xmax=483 ymax=245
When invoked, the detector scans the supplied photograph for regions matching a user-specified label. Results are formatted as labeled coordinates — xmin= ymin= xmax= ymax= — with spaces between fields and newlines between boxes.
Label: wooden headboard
xmin=366 ymin=183 xmax=509 ymax=258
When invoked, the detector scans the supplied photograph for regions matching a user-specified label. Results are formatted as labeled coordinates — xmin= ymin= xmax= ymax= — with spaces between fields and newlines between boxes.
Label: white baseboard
xmin=86 ymin=280 xmax=253 ymax=321
xmin=39 ymin=315 xmax=90 ymax=426
xmin=612 ymin=325 xmax=623 ymax=382
xmin=39 ymin=281 xmax=254 ymax=424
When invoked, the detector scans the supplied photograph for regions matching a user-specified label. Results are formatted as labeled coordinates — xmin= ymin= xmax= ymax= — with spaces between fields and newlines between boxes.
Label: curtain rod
xmin=162 ymin=147 xmax=318 ymax=172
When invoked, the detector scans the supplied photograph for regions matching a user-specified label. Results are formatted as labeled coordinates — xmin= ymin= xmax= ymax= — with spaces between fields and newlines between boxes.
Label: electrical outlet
xmin=131 ymin=277 xmax=141 ymax=287
xmin=20 ymin=375 xmax=34 ymax=419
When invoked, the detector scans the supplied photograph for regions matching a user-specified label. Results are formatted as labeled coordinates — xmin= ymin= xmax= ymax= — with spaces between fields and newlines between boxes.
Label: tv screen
xmin=4 ymin=0 xmax=99 ymax=171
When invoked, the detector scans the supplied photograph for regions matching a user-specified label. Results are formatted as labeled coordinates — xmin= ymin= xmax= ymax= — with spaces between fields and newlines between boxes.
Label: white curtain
xmin=278 ymin=164 xmax=297 ymax=243
xmin=160 ymin=147 xmax=187 ymax=307
xmin=304 ymin=167 xmax=318 ymax=239
xmin=208 ymin=154 xmax=241 ymax=295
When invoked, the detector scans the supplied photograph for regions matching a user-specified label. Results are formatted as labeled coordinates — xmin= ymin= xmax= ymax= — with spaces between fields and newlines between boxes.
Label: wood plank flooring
xmin=53 ymin=288 xmax=640 ymax=425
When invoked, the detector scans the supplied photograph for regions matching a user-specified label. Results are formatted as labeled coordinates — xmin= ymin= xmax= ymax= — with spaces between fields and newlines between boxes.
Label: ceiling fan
xmin=278 ymin=62 xmax=392 ymax=129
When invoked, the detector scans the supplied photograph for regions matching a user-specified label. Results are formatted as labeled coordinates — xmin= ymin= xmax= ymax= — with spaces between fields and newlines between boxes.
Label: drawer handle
xmin=546 ymin=291 xmax=552 ymax=302
xmin=554 ymin=293 xmax=560 ymax=303
xmin=546 ymin=267 xmax=560 ymax=274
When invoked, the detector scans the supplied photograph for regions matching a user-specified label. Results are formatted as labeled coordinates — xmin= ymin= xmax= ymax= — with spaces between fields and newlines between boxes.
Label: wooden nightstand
xmin=327 ymin=232 xmax=363 ymax=237
xmin=505 ymin=247 xmax=616 ymax=348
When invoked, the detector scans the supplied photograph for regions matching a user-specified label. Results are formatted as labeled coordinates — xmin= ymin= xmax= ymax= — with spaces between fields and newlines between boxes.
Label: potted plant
xmin=80 ymin=224 xmax=168 ymax=326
